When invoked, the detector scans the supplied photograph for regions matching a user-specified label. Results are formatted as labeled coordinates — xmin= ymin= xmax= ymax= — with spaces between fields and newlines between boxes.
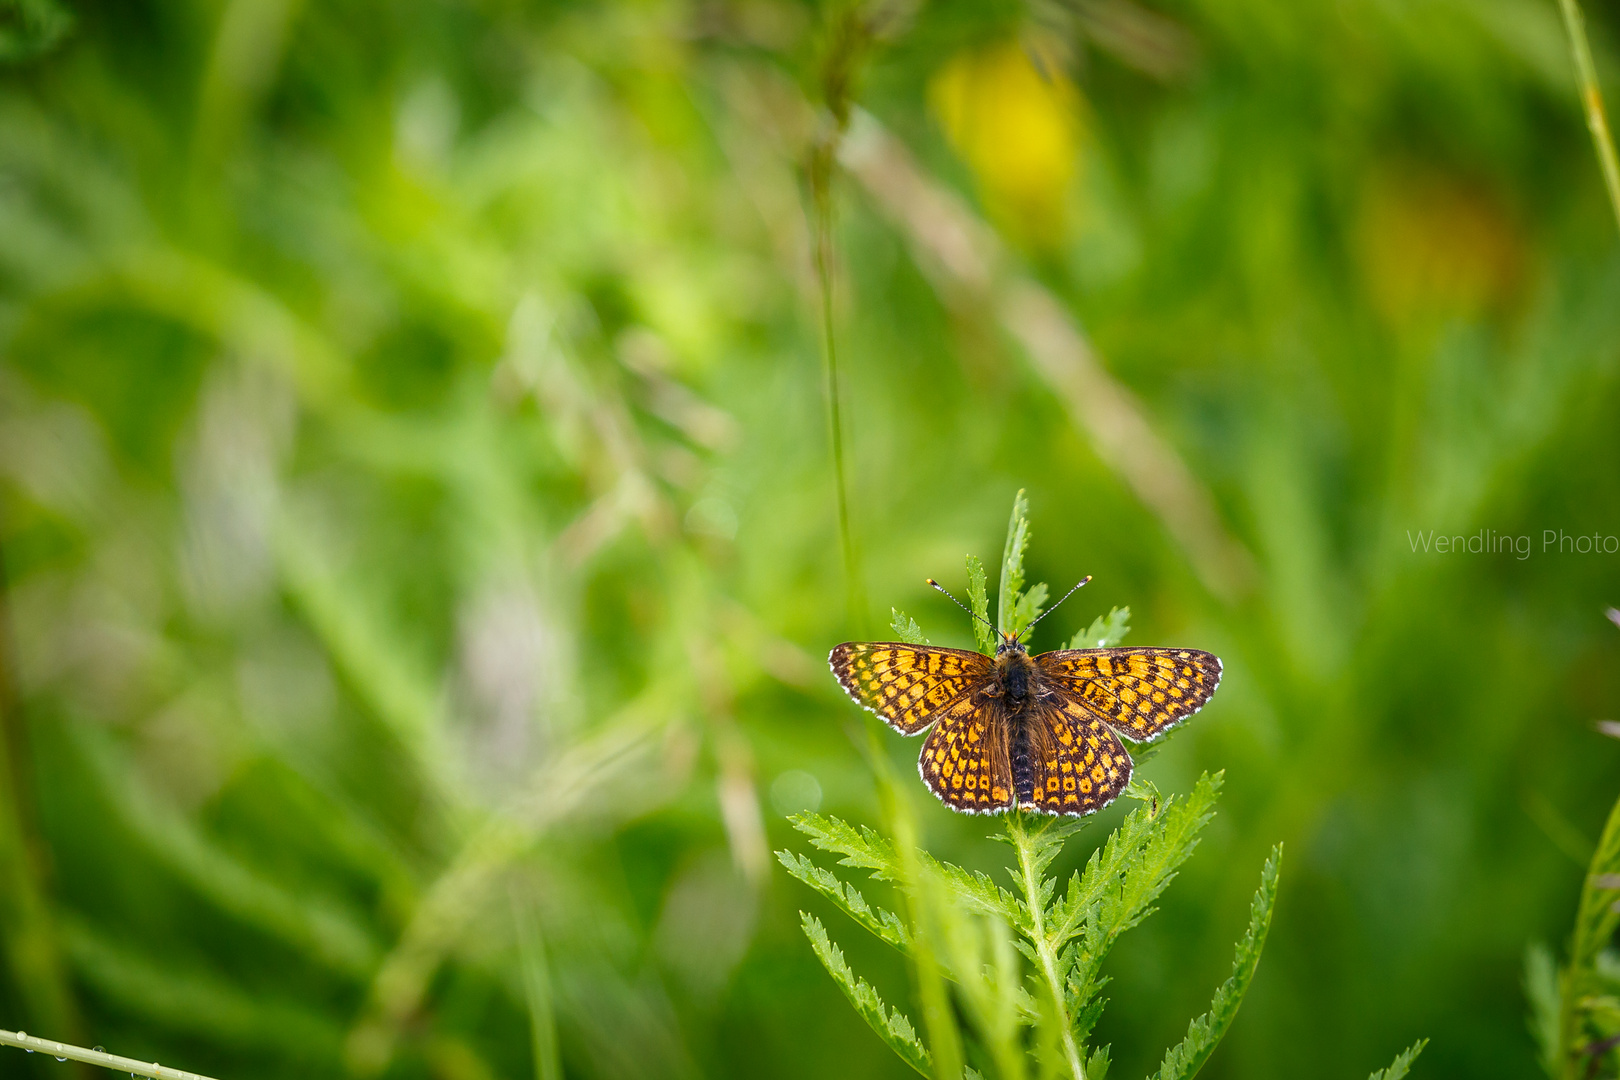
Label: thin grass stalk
xmin=812 ymin=153 xmax=864 ymax=631
xmin=1558 ymin=0 xmax=1620 ymax=232
xmin=811 ymin=5 xmax=874 ymax=632
xmin=0 ymin=1030 xmax=217 ymax=1080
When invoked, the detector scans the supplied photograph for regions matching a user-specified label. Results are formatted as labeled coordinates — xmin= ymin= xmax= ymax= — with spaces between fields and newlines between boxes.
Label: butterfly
xmin=828 ymin=577 xmax=1221 ymax=816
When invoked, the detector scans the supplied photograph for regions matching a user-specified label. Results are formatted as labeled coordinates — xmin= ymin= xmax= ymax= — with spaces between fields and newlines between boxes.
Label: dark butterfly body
xmin=829 ymin=636 xmax=1221 ymax=816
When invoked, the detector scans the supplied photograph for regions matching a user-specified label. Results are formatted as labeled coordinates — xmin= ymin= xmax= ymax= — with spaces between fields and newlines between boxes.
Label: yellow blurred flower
xmin=1353 ymin=165 xmax=1524 ymax=328
xmin=931 ymin=41 xmax=1082 ymax=250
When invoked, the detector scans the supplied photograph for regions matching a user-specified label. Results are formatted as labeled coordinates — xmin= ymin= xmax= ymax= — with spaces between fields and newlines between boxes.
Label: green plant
xmin=1525 ymin=775 xmax=1620 ymax=1079
xmin=780 ymin=494 xmax=1426 ymax=1079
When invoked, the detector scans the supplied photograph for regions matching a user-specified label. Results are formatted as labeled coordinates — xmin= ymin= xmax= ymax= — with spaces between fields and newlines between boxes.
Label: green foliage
xmin=1068 ymin=609 xmax=1131 ymax=652
xmin=894 ymin=609 xmax=930 ymax=646
xmin=784 ymin=781 xmax=1261 ymax=1078
xmin=0 ymin=0 xmax=71 ymax=61
xmin=782 ymin=506 xmax=1290 ymax=1080
xmin=778 ymin=847 xmax=911 ymax=950
xmin=1525 ymin=943 xmax=1560 ymax=1077
xmin=1367 ymin=1041 xmax=1429 ymax=1080
xmin=3 ymin=0 xmax=1616 ymax=1075
xmin=967 ymin=554 xmax=996 ymax=656
xmin=999 ymin=490 xmax=1033 ymax=639
xmin=1147 ymin=846 xmax=1281 ymax=1080
xmin=802 ymin=913 xmax=933 ymax=1077
xmin=785 ymin=503 xmax=1429 ymax=1079
xmin=1529 ymin=787 xmax=1620 ymax=1079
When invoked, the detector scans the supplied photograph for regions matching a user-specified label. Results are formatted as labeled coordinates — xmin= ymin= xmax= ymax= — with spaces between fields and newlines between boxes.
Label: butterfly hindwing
xmin=918 ymin=691 xmax=1015 ymax=813
xmin=828 ymin=642 xmax=994 ymax=735
xmin=1034 ymin=647 xmax=1221 ymax=741
xmin=1024 ymin=690 xmax=1132 ymax=815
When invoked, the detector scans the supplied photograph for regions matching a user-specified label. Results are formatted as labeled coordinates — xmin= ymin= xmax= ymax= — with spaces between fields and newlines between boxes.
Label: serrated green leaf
xmin=777 ymin=849 xmax=911 ymax=951
xmin=966 ymin=554 xmax=995 ymax=655
xmin=892 ymin=608 xmax=929 ymax=645
xmin=1013 ymin=580 xmax=1049 ymax=642
xmin=801 ymin=913 xmax=933 ymax=1076
xmin=1068 ymin=607 xmax=1131 ymax=651
xmin=1560 ymin=789 xmax=1620 ymax=1078
xmin=789 ymin=812 xmax=901 ymax=881
xmin=1046 ymin=806 xmax=1159 ymax=950
xmin=998 ymin=489 xmax=1031 ymax=636
xmin=1147 ymin=844 xmax=1281 ymax=1080
xmin=998 ymin=811 xmax=1089 ymax=889
xmin=1366 ymin=1039 xmax=1427 ymax=1080
xmin=1060 ymin=773 xmax=1224 ymax=1010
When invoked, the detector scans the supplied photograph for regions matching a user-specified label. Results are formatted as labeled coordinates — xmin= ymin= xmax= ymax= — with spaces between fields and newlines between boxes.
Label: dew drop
xmin=56 ymin=1055 xmax=67 ymax=1061
xmin=93 ymin=1047 xmax=104 ymax=1053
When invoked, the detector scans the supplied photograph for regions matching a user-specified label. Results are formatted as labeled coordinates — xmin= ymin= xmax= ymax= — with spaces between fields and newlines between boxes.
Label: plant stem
xmin=1558 ymin=0 xmax=1620 ymax=233
xmin=1008 ymin=814 xmax=1086 ymax=1080
xmin=0 ymin=1029 xmax=216 ymax=1080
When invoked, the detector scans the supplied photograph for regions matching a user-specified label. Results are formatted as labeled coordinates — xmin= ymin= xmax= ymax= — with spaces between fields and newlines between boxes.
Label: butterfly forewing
xmin=1035 ymin=647 xmax=1221 ymax=741
xmin=828 ymin=642 xmax=993 ymax=735
xmin=918 ymin=692 xmax=1015 ymax=813
xmin=1024 ymin=691 xmax=1132 ymax=815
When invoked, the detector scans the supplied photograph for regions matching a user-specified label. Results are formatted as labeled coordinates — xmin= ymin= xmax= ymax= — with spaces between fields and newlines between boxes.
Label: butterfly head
xmin=927 ymin=575 xmax=1093 ymax=655
xmin=995 ymin=631 xmax=1027 ymax=656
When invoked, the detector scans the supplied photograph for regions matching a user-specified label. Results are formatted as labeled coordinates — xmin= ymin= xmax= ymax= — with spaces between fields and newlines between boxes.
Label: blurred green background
xmin=3 ymin=0 xmax=1620 ymax=1076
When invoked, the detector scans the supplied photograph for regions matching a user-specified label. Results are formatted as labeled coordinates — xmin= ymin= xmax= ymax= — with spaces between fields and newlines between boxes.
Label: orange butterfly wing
xmin=1034 ymin=647 xmax=1221 ymax=742
xmin=828 ymin=642 xmax=994 ymax=735
xmin=1023 ymin=691 xmax=1132 ymax=815
xmin=917 ymin=692 xmax=1015 ymax=813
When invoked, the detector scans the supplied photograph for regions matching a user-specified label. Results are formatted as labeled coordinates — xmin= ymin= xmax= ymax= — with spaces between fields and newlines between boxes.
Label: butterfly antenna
xmin=926 ymin=578 xmax=998 ymax=636
xmin=1017 ymin=576 xmax=1093 ymax=642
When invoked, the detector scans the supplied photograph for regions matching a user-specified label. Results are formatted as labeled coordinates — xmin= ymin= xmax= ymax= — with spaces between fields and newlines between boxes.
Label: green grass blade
xmin=1557 ymin=0 xmax=1620 ymax=233
xmin=801 ymin=912 xmax=933 ymax=1076
xmin=512 ymin=893 xmax=563 ymax=1080
xmin=1367 ymin=1039 xmax=1428 ymax=1080
xmin=1146 ymin=845 xmax=1281 ymax=1080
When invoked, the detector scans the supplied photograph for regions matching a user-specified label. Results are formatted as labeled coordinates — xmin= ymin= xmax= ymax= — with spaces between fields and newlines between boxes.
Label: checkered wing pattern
xmin=828 ymin=642 xmax=994 ymax=736
xmin=1025 ymin=691 xmax=1132 ymax=815
xmin=1035 ymin=647 xmax=1221 ymax=741
xmin=918 ymin=692 xmax=1015 ymax=813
